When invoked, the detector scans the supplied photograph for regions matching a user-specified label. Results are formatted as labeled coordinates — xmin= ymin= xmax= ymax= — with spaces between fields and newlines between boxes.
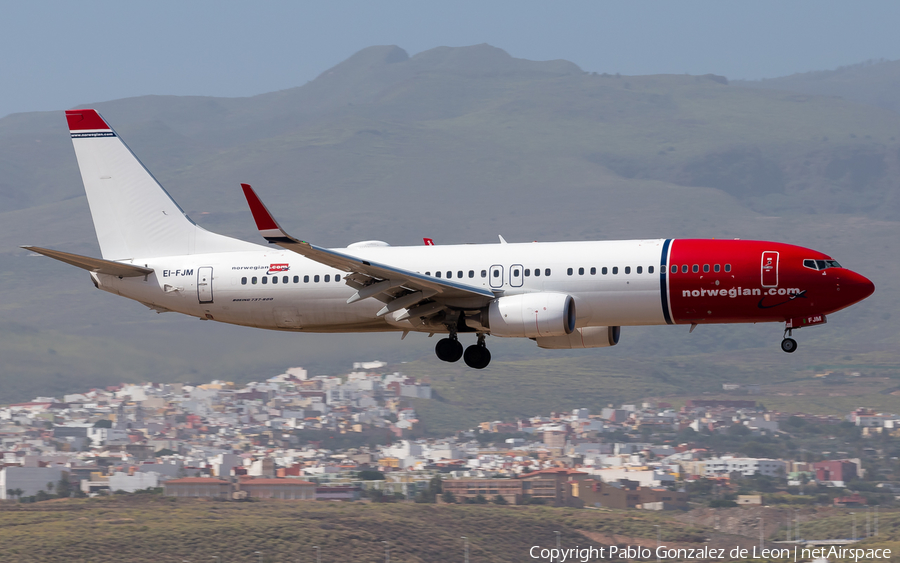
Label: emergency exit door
xmin=761 ymin=251 xmax=779 ymax=288
xmin=198 ymin=267 xmax=214 ymax=303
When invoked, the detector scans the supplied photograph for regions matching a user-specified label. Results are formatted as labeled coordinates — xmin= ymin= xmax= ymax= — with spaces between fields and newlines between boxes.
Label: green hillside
xmin=1 ymin=44 xmax=898 ymax=406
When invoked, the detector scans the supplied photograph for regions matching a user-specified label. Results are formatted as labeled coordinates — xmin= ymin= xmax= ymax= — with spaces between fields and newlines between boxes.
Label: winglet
xmin=240 ymin=184 xmax=297 ymax=243
xmin=423 ymin=238 xmax=435 ymax=246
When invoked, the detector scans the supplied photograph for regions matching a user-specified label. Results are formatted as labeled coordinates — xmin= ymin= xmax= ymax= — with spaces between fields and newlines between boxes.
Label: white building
xmin=704 ymin=457 xmax=787 ymax=477
xmin=588 ymin=467 xmax=675 ymax=488
xmin=109 ymin=471 xmax=160 ymax=492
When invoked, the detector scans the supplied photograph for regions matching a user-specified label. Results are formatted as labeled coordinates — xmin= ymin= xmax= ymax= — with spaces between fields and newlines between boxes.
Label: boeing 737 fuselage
xmin=23 ymin=110 xmax=875 ymax=369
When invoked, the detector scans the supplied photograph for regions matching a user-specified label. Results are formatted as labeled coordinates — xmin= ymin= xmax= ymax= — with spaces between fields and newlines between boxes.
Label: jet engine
xmin=535 ymin=326 xmax=621 ymax=349
xmin=486 ymin=293 xmax=576 ymax=338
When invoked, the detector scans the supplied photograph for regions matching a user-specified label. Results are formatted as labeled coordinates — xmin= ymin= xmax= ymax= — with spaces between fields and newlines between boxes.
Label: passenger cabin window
xmin=534 ymin=269 xmax=540 ymax=277
xmin=262 ymin=277 xmax=268 ymax=284
xmin=314 ymin=275 xmax=320 ymax=282
xmin=469 ymin=270 xmax=475 ymax=278
xmin=293 ymin=275 xmax=299 ymax=283
xmin=648 ymin=266 xmax=654 ymax=274
xmin=602 ymin=267 xmax=608 ymax=275
xmin=524 ymin=269 xmax=531 ymax=277
xmin=724 ymin=264 xmax=732 ymax=272
xmin=304 ymin=275 xmax=310 ymax=283
xmin=252 ymin=277 xmax=258 ymax=284
xmin=283 ymin=276 xmax=289 ymax=284
xmin=481 ymin=270 xmax=487 ymax=278
xmin=272 ymin=276 xmax=278 ymax=284
xmin=512 ymin=268 xmax=520 ymax=277
xmin=682 ymin=265 xmax=688 ymax=273
xmin=612 ymin=267 xmax=618 ymax=274
xmin=703 ymin=264 xmax=709 ymax=273
xmin=241 ymin=277 xmax=247 ymax=285
xmin=458 ymin=270 xmax=463 ymax=278
xmin=425 ymin=271 xmax=431 ymax=276
xmin=578 ymin=267 xmax=584 ymax=275
xmin=671 ymin=265 xmax=677 ymax=274
xmin=590 ymin=267 xmax=596 ymax=275
xmin=636 ymin=266 xmax=642 ymax=274
xmin=446 ymin=271 xmax=452 ymax=279
xmin=624 ymin=266 xmax=631 ymax=274
xmin=493 ymin=270 xmax=500 ymax=278
xmin=324 ymin=275 xmax=330 ymax=282
xmin=567 ymin=268 xmax=573 ymax=276
xmin=335 ymin=275 xmax=341 ymax=282
xmin=692 ymin=265 xmax=699 ymax=273
xmin=714 ymin=264 xmax=720 ymax=273
xmin=545 ymin=269 xmax=551 ymax=276
xmin=436 ymin=271 xmax=441 ymax=278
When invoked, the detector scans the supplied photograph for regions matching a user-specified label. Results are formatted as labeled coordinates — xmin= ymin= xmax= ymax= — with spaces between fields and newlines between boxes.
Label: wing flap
xmin=240 ymin=184 xmax=497 ymax=312
xmin=22 ymin=246 xmax=153 ymax=277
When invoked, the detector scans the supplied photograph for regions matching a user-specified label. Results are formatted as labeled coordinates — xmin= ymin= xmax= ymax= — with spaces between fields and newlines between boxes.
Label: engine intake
xmin=487 ymin=293 xmax=576 ymax=338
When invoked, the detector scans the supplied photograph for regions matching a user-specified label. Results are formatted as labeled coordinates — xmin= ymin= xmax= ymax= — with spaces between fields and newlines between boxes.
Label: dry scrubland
xmin=0 ymin=496 xmax=710 ymax=563
xmin=4 ymin=496 xmax=900 ymax=562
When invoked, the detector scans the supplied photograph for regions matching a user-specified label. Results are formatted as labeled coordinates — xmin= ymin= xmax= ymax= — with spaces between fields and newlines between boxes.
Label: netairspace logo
xmin=528 ymin=544 xmax=892 ymax=562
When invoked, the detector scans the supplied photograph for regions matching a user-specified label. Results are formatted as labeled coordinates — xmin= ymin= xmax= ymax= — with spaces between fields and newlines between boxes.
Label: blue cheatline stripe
xmin=71 ymin=131 xmax=116 ymax=138
xmin=659 ymin=239 xmax=674 ymax=325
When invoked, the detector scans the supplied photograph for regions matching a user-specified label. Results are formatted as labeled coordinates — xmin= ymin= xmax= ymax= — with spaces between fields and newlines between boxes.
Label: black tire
xmin=436 ymin=338 xmax=463 ymax=362
xmin=781 ymin=338 xmax=798 ymax=353
xmin=464 ymin=345 xmax=491 ymax=369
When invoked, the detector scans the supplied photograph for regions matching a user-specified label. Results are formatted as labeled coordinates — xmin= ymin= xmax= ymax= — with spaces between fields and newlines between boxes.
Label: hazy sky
xmin=4 ymin=1 xmax=900 ymax=119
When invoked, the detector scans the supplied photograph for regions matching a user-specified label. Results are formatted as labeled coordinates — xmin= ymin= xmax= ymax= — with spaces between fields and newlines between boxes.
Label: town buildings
xmin=0 ymin=361 xmax=891 ymax=511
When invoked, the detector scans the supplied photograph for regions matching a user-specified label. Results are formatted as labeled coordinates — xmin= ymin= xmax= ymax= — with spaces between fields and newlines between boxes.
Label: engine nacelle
xmin=487 ymin=293 xmax=576 ymax=338
xmin=535 ymin=326 xmax=621 ymax=349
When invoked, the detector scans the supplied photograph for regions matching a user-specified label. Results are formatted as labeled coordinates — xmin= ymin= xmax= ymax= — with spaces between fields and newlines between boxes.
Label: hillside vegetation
xmin=0 ymin=496 xmax=711 ymax=563
xmin=1 ymin=45 xmax=899 ymax=406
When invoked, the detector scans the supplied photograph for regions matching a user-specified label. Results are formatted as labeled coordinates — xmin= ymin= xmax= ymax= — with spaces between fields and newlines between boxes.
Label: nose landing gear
xmin=781 ymin=327 xmax=797 ymax=353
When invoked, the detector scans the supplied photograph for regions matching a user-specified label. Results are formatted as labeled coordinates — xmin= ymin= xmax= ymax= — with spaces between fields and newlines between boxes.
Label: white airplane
xmin=24 ymin=110 xmax=875 ymax=369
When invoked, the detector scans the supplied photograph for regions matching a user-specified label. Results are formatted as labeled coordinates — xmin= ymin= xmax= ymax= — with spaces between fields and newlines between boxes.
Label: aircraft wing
xmin=22 ymin=246 xmax=153 ymax=277
xmin=241 ymin=184 xmax=498 ymax=317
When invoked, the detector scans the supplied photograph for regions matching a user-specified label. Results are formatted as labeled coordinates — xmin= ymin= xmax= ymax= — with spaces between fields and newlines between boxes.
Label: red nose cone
xmin=842 ymin=270 xmax=875 ymax=306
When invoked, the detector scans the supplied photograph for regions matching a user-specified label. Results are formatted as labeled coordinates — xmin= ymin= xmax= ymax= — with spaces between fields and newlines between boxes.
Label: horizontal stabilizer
xmin=22 ymin=246 xmax=153 ymax=277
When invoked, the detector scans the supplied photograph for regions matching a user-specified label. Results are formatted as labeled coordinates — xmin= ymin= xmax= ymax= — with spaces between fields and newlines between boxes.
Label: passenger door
xmin=489 ymin=265 xmax=504 ymax=288
xmin=198 ymin=267 xmax=214 ymax=303
xmin=761 ymin=251 xmax=779 ymax=287
xmin=509 ymin=264 xmax=524 ymax=287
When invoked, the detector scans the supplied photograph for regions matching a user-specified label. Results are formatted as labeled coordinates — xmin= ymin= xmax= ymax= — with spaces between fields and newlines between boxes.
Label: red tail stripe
xmin=65 ymin=109 xmax=110 ymax=131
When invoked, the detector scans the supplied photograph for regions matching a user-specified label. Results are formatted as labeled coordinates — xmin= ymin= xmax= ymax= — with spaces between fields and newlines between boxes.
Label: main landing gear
xmin=435 ymin=332 xmax=491 ymax=369
xmin=781 ymin=327 xmax=798 ymax=353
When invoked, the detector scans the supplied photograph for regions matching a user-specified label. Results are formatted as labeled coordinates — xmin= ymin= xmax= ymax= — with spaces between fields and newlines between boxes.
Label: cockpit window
xmin=804 ymin=259 xmax=842 ymax=271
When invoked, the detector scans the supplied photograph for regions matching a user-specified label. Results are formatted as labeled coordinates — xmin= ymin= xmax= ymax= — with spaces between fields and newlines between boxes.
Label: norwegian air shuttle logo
xmin=758 ymin=289 xmax=808 ymax=309
xmin=681 ymin=285 xmax=806 ymax=309
xmin=268 ymin=263 xmax=290 ymax=274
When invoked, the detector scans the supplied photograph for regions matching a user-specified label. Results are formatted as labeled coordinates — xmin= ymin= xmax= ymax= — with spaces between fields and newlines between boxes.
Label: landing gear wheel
xmin=781 ymin=338 xmax=798 ymax=353
xmin=435 ymin=338 xmax=463 ymax=362
xmin=464 ymin=345 xmax=492 ymax=369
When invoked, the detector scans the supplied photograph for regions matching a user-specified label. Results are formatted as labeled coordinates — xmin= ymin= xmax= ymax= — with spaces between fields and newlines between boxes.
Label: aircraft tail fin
xmin=65 ymin=109 xmax=259 ymax=260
